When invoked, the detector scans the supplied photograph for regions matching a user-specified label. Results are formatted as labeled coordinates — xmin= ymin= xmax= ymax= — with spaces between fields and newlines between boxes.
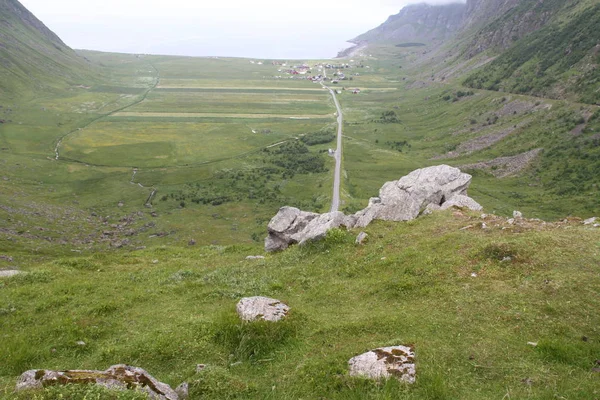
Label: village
xmin=250 ymin=59 xmax=365 ymax=95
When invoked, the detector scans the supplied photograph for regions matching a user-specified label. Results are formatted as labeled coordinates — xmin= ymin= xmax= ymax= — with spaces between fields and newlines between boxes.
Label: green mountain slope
xmin=464 ymin=1 xmax=600 ymax=104
xmin=0 ymin=0 xmax=97 ymax=98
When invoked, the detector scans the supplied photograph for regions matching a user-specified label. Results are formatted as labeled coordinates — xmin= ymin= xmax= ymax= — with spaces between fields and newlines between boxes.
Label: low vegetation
xmin=1 ymin=212 xmax=598 ymax=399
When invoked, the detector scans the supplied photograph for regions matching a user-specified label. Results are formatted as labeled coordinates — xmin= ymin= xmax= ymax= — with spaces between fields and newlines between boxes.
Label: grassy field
xmin=1 ymin=212 xmax=599 ymax=399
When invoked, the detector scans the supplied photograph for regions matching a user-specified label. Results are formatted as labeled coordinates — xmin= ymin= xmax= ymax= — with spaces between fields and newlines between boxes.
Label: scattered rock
xmin=195 ymin=364 xmax=206 ymax=373
xmin=236 ymin=296 xmax=289 ymax=322
xmin=188 ymin=239 xmax=196 ymax=246
xmin=175 ymin=382 xmax=189 ymax=399
xmin=246 ymin=255 xmax=265 ymax=260
xmin=16 ymin=365 xmax=180 ymax=400
xmin=348 ymin=345 xmax=416 ymax=383
xmin=0 ymin=255 xmax=14 ymax=262
xmin=355 ymin=231 xmax=369 ymax=245
xmin=527 ymin=342 xmax=538 ymax=347
xmin=521 ymin=377 xmax=533 ymax=386
xmin=513 ymin=210 xmax=523 ymax=219
xmin=0 ymin=270 xmax=22 ymax=278
xmin=471 ymin=272 xmax=478 ymax=277
xmin=583 ymin=217 xmax=597 ymax=225
xmin=76 ymin=341 xmax=86 ymax=346
xmin=118 ymin=202 xmax=124 ymax=208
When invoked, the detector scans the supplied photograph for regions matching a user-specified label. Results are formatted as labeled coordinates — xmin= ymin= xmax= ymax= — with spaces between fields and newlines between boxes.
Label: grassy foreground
xmin=1 ymin=211 xmax=598 ymax=399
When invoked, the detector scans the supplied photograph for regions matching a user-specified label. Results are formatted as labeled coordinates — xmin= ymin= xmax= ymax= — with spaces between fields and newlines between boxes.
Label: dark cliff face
xmin=353 ymin=3 xmax=467 ymax=45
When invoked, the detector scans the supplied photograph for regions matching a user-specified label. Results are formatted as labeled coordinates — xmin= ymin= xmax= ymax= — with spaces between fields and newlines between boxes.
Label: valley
xmin=1 ymin=0 xmax=599 ymax=398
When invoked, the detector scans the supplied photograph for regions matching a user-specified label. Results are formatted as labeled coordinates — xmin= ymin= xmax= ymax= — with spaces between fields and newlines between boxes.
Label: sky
xmin=19 ymin=0 xmax=465 ymax=59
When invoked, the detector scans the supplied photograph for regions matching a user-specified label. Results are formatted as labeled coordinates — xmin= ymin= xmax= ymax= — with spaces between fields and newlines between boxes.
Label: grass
xmin=1 ymin=212 xmax=599 ymax=399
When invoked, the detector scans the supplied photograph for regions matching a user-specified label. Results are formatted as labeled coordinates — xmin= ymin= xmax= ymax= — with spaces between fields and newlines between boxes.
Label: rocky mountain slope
xmin=0 ymin=0 xmax=96 ymax=97
xmin=352 ymin=3 xmax=466 ymax=45
xmin=353 ymin=0 xmax=600 ymax=103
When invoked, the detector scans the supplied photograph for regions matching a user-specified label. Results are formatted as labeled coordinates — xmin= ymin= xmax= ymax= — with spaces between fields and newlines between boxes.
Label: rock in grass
xmin=175 ymin=382 xmax=189 ymax=399
xmin=355 ymin=232 xmax=369 ymax=245
xmin=583 ymin=217 xmax=597 ymax=225
xmin=265 ymin=207 xmax=319 ymax=252
xmin=440 ymin=194 xmax=483 ymax=212
xmin=264 ymin=166 xmax=482 ymax=251
xmin=513 ymin=210 xmax=523 ymax=219
xmin=236 ymin=296 xmax=289 ymax=322
xmin=349 ymin=345 xmax=416 ymax=383
xmin=0 ymin=270 xmax=23 ymax=278
xmin=351 ymin=165 xmax=477 ymax=228
xmin=16 ymin=365 xmax=180 ymax=400
xmin=246 ymin=255 xmax=265 ymax=260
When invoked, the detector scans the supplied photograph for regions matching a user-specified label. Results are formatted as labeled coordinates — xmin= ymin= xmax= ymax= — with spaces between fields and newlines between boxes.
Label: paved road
xmin=321 ymin=80 xmax=343 ymax=213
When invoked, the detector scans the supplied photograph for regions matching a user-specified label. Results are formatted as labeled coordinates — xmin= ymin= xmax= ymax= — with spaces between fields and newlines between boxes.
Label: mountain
xmin=463 ymin=0 xmax=600 ymax=104
xmin=352 ymin=3 xmax=467 ymax=46
xmin=0 ymin=0 xmax=96 ymax=98
xmin=353 ymin=0 xmax=600 ymax=104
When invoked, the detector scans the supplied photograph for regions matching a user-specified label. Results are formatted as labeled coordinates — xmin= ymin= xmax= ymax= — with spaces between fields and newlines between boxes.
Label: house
xmin=352 ymin=89 xmax=361 ymax=94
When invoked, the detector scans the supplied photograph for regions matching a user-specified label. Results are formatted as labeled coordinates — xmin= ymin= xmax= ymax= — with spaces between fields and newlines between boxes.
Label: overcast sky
xmin=20 ymin=0 xmax=465 ymax=59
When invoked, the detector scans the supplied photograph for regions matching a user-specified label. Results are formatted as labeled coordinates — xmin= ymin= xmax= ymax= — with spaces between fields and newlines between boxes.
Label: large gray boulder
xmin=236 ymin=296 xmax=290 ymax=322
xmin=265 ymin=208 xmax=348 ymax=252
xmin=290 ymin=211 xmax=346 ymax=245
xmin=351 ymin=165 xmax=475 ymax=228
xmin=264 ymin=166 xmax=482 ymax=251
xmin=348 ymin=345 xmax=416 ymax=383
xmin=265 ymin=207 xmax=319 ymax=252
xmin=16 ymin=365 xmax=180 ymax=400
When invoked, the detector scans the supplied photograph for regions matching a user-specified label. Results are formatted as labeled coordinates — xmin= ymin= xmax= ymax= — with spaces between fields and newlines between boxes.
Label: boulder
xmin=350 ymin=165 xmax=477 ymax=228
xmin=236 ymin=296 xmax=289 ymax=322
xmin=440 ymin=194 xmax=483 ymax=211
xmin=348 ymin=345 xmax=416 ymax=383
xmin=16 ymin=365 xmax=180 ymax=400
xmin=290 ymin=211 xmax=346 ymax=245
xmin=265 ymin=207 xmax=319 ymax=252
xmin=264 ymin=166 xmax=481 ymax=251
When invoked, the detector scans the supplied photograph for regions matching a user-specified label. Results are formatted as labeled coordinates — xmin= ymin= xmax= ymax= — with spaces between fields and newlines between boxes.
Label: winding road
xmin=321 ymin=79 xmax=343 ymax=213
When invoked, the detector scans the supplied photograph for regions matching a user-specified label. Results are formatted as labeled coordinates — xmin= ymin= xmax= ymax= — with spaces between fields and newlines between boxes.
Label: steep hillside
xmin=464 ymin=1 xmax=600 ymax=104
xmin=352 ymin=0 xmax=600 ymax=103
xmin=0 ymin=0 xmax=97 ymax=98
xmin=352 ymin=3 xmax=466 ymax=46
xmin=461 ymin=0 xmax=565 ymax=57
